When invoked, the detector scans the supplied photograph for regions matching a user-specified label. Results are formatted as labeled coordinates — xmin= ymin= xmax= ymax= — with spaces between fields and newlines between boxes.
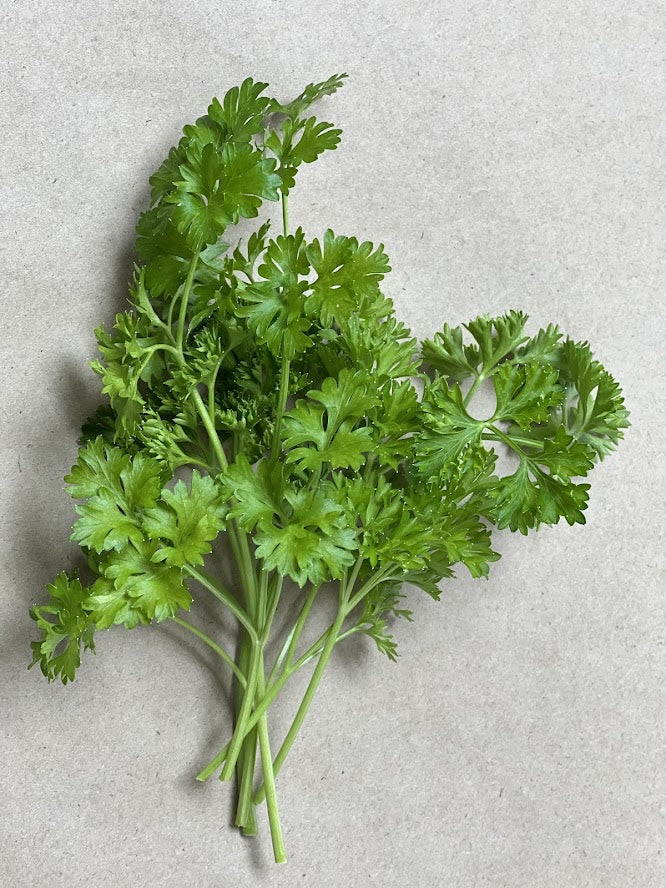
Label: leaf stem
xmin=253 ymin=603 xmax=347 ymax=805
xmin=271 ymin=352 xmax=291 ymax=462
xmin=169 ymin=616 xmax=245 ymax=685
xmin=220 ymin=640 xmax=262 ymax=781
xmin=184 ymin=566 xmax=257 ymax=642
xmin=267 ymin=584 xmax=319 ymax=687
xmin=463 ymin=373 xmax=484 ymax=408
xmin=190 ymin=388 xmax=229 ymax=471
xmin=234 ymin=634 xmax=258 ymax=835
xmin=281 ymin=192 xmax=289 ymax=237
xmin=344 ymin=565 xmax=396 ymax=614
xmin=176 ymin=241 xmax=202 ymax=352
xmin=486 ymin=423 xmax=528 ymax=459
xmin=256 ymin=655 xmax=286 ymax=862
xmin=482 ymin=431 xmax=540 ymax=449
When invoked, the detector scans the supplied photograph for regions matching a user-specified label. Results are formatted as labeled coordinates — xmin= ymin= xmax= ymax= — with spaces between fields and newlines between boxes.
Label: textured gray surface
xmin=1 ymin=1 xmax=664 ymax=885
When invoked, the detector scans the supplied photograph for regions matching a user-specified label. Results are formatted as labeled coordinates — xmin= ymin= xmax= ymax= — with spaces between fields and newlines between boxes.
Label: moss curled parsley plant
xmin=30 ymin=75 xmax=628 ymax=863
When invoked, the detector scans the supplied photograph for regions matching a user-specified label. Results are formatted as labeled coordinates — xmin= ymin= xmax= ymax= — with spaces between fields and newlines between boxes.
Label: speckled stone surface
xmin=2 ymin=2 xmax=664 ymax=885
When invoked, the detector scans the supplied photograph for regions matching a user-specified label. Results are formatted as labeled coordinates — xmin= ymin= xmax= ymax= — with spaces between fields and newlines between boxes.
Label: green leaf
xmin=305 ymin=230 xmax=391 ymax=326
xmin=282 ymin=369 xmax=378 ymax=471
xmin=265 ymin=116 xmax=342 ymax=194
xmin=515 ymin=324 xmax=562 ymax=363
xmin=356 ymin=580 xmax=412 ymax=662
xmin=166 ymin=142 xmax=281 ymax=246
xmin=466 ymin=310 xmax=529 ymax=376
xmin=492 ymin=459 xmax=590 ymax=534
xmin=85 ymin=574 xmax=145 ymax=630
xmin=415 ymin=382 xmax=484 ymax=476
xmin=135 ymin=206 xmax=194 ymax=296
xmin=221 ymin=455 xmax=285 ymax=532
xmin=94 ymin=541 xmax=192 ymax=624
xmin=143 ymin=472 xmax=226 ymax=567
xmin=421 ymin=322 xmax=480 ymax=383
xmin=72 ymin=487 xmax=146 ymax=553
xmin=65 ymin=437 xmax=131 ymax=499
xmin=268 ymin=73 xmax=348 ymax=119
xmin=29 ymin=573 xmax=95 ymax=684
xmin=492 ymin=361 xmax=563 ymax=429
xmin=236 ymin=229 xmax=313 ymax=358
xmin=558 ymin=339 xmax=630 ymax=458
xmin=67 ymin=442 xmax=163 ymax=554
xmin=284 ymin=405 xmax=374 ymax=472
xmin=207 ymin=77 xmax=271 ymax=142
xmin=254 ymin=487 xmax=356 ymax=586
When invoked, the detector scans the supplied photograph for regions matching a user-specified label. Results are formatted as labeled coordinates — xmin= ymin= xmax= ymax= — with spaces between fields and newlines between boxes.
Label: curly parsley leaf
xmin=143 ymin=472 xmax=226 ymax=567
xmin=29 ymin=574 xmax=96 ymax=684
xmin=305 ymin=230 xmax=391 ymax=326
xmin=267 ymin=73 xmax=348 ymax=119
xmin=254 ymin=486 xmax=356 ymax=587
xmin=66 ymin=440 xmax=164 ymax=554
xmin=165 ymin=142 xmax=281 ymax=246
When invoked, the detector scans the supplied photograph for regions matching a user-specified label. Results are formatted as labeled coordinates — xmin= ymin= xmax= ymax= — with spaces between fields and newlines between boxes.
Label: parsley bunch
xmin=29 ymin=75 xmax=629 ymax=862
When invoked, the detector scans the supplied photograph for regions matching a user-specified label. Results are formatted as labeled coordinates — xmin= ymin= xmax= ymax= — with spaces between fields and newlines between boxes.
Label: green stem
xmin=221 ymin=641 xmax=262 ymax=781
xmin=234 ymin=530 xmax=259 ymax=621
xmin=463 ymin=373 xmax=484 ymax=407
xmin=190 ymin=388 xmax=228 ymax=472
xmin=271 ymin=352 xmax=290 ymax=462
xmin=486 ymin=423 xmax=528 ymax=458
xmin=260 ymin=573 xmax=283 ymax=645
xmin=281 ymin=192 xmax=289 ymax=237
xmin=267 ymin=584 xmax=318 ymax=687
xmin=257 ymin=568 xmax=269 ymax=627
xmin=253 ymin=604 xmax=347 ymax=805
xmin=189 ymin=372 xmax=259 ymax=621
xmin=176 ymin=241 xmax=202 ymax=352
xmin=482 ymin=431 xmax=540 ymax=449
xmin=184 ymin=566 xmax=256 ymax=642
xmin=344 ymin=565 xmax=396 ymax=614
xmin=346 ymin=556 xmax=364 ymax=598
xmin=256 ymin=656 xmax=286 ymax=862
xmin=170 ymin=616 xmax=246 ymax=686
xmin=235 ymin=634 xmax=258 ymax=835
xmin=197 ymin=655 xmax=295 ymax=782
xmin=235 ymin=727 xmax=258 ymax=835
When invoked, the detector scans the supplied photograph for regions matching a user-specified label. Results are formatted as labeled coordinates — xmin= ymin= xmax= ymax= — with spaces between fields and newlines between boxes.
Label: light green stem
xmin=271 ymin=352 xmax=290 ymax=462
xmin=170 ymin=616 xmax=245 ymax=686
xmin=234 ymin=635 xmax=258 ymax=835
xmin=220 ymin=641 xmax=262 ymax=781
xmin=184 ymin=566 xmax=256 ymax=642
xmin=463 ymin=373 xmax=484 ymax=407
xmin=267 ymin=584 xmax=319 ymax=687
xmin=253 ymin=604 xmax=347 ymax=805
xmin=256 ymin=657 xmax=286 ymax=862
xmin=344 ymin=565 xmax=396 ymax=614
xmin=176 ymin=242 xmax=202 ymax=352
xmin=281 ymin=192 xmax=289 ymax=237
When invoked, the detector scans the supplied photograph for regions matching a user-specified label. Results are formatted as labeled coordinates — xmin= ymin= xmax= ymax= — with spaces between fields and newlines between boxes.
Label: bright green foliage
xmin=166 ymin=142 xmax=281 ymax=246
xmin=67 ymin=441 xmax=164 ymax=553
xmin=30 ymin=573 xmax=95 ymax=684
xmin=283 ymin=369 xmax=378 ymax=472
xmin=418 ymin=314 xmax=627 ymax=534
xmin=254 ymin=486 xmax=356 ymax=587
xmin=30 ymin=75 xmax=628 ymax=864
xmin=143 ymin=472 xmax=227 ymax=567
xmin=305 ymin=230 xmax=391 ymax=326
xmin=91 ymin=542 xmax=191 ymax=625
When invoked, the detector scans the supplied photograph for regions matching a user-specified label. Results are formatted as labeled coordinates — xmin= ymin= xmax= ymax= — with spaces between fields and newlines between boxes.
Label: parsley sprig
xmin=29 ymin=75 xmax=628 ymax=863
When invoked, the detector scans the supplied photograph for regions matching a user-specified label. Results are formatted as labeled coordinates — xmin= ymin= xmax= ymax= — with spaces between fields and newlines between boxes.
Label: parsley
xmin=29 ymin=75 xmax=629 ymax=863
